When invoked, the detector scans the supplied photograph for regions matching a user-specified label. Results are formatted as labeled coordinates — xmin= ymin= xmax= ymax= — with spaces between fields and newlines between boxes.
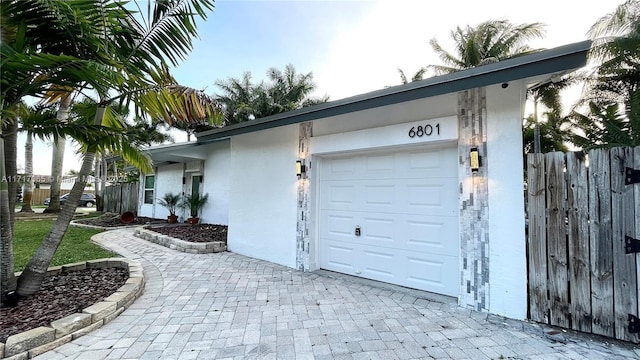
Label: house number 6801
xmin=408 ymin=124 xmax=440 ymax=138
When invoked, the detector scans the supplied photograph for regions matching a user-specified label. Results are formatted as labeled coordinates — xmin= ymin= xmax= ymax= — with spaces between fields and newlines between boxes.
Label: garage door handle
xmin=355 ymin=226 xmax=361 ymax=236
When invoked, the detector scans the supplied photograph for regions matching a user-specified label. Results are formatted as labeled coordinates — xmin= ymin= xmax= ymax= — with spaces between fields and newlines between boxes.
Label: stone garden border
xmin=1 ymin=258 xmax=144 ymax=359
xmin=134 ymin=227 xmax=226 ymax=254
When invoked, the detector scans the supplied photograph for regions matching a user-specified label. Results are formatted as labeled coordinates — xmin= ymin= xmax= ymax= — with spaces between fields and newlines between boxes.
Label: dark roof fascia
xmin=196 ymin=40 xmax=591 ymax=143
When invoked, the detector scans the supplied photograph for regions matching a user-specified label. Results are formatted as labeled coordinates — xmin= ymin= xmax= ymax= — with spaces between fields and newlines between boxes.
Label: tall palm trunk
xmin=0 ymin=108 xmax=17 ymax=306
xmin=44 ymin=96 xmax=71 ymax=213
xmin=16 ymin=106 xmax=105 ymax=296
xmin=20 ymin=134 xmax=35 ymax=212
xmin=3 ymin=118 xmax=19 ymax=228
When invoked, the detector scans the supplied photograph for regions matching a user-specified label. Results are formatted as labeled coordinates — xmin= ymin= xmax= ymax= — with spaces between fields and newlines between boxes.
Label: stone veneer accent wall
xmin=457 ymin=88 xmax=490 ymax=312
xmin=296 ymin=121 xmax=312 ymax=271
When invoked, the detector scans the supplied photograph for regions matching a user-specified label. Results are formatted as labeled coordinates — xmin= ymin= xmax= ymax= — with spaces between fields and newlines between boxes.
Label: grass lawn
xmin=13 ymin=219 xmax=118 ymax=272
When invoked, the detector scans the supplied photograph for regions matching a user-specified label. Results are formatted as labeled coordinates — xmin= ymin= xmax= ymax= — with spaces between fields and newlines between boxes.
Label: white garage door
xmin=319 ymin=146 xmax=459 ymax=296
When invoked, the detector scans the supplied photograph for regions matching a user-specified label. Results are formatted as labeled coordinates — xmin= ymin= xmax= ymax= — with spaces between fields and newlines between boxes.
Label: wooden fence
xmin=27 ymin=189 xmax=94 ymax=206
xmin=527 ymin=147 xmax=639 ymax=343
xmin=103 ymin=182 xmax=138 ymax=214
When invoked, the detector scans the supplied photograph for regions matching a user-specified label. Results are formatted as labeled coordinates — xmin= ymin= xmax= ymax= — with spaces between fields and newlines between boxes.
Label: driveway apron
xmin=34 ymin=228 xmax=639 ymax=360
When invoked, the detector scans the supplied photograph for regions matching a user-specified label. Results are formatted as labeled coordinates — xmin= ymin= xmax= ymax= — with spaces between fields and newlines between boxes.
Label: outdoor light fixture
xmin=296 ymin=160 xmax=306 ymax=178
xmin=470 ymin=148 xmax=480 ymax=172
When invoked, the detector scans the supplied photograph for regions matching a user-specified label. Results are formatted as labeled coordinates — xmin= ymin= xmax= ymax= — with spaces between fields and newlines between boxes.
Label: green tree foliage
xmin=0 ymin=0 xmax=218 ymax=303
xmin=216 ymin=64 xmax=328 ymax=125
xmin=523 ymin=111 xmax=571 ymax=153
xmin=398 ymin=68 xmax=427 ymax=84
xmin=572 ymin=0 xmax=640 ymax=148
xmin=428 ymin=20 xmax=545 ymax=75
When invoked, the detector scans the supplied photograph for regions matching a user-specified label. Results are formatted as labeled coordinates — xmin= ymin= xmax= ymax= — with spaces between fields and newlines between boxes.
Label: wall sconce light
xmin=470 ymin=147 xmax=481 ymax=172
xmin=296 ymin=160 xmax=306 ymax=179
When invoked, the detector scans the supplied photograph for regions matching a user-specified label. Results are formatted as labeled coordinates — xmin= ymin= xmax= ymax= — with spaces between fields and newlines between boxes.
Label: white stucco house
xmin=138 ymin=41 xmax=591 ymax=320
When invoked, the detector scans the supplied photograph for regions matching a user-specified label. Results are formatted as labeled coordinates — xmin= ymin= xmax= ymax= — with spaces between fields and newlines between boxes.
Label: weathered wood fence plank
xmin=588 ymin=149 xmax=614 ymax=338
xmin=611 ymin=148 xmax=638 ymax=341
xmin=546 ymin=152 xmax=569 ymax=327
xmin=566 ymin=152 xmax=591 ymax=333
xmin=527 ymin=153 xmax=548 ymax=323
xmin=634 ymin=147 xmax=640 ymax=343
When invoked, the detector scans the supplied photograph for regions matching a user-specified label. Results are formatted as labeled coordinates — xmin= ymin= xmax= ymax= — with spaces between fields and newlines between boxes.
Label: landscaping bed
xmin=73 ymin=213 xmax=166 ymax=228
xmin=144 ymin=223 xmax=228 ymax=243
xmin=0 ymin=267 xmax=127 ymax=344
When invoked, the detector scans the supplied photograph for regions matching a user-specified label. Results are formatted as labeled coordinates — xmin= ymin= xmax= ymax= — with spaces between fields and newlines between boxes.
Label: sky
xmin=17 ymin=0 xmax=624 ymax=175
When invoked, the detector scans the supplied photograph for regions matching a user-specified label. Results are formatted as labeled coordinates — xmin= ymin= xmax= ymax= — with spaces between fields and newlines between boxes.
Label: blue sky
xmin=19 ymin=0 xmax=624 ymax=175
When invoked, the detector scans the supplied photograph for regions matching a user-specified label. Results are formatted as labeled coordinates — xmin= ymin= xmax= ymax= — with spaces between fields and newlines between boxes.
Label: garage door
xmin=319 ymin=146 xmax=459 ymax=296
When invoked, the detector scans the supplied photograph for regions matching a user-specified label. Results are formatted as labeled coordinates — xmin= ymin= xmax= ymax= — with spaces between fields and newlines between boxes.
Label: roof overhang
xmin=196 ymin=40 xmax=591 ymax=143
xmin=141 ymin=142 xmax=209 ymax=167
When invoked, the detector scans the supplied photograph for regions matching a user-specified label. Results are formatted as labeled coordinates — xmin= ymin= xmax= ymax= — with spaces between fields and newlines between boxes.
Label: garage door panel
xmin=405 ymin=254 xmax=458 ymax=297
xmin=404 ymin=179 xmax=458 ymax=215
xmin=407 ymin=147 xmax=458 ymax=176
xmin=325 ymin=213 xmax=356 ymax=239
xmin=323 ymin=184 xmax=356 ymax=209
xmin=362 ymin=216 xmax=396 ymax=245
xmin=321 ymin=241 xmax=356 ymax=272
xmin=405 ymin=216 xmax=458 ymax=256
xmin=319 ymin=145 xmax=459 ymax=296
xmin=362 ymin=249 xmax=397 ymax=280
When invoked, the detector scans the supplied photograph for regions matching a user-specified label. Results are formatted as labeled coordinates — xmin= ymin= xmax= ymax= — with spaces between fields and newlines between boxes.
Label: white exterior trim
xmin=310 ymin=116 xmax=457 ymax=155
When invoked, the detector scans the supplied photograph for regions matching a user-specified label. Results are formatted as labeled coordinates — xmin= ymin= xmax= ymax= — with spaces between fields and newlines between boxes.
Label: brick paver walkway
xmin=34 ymin=228 xmax=639 ymax=360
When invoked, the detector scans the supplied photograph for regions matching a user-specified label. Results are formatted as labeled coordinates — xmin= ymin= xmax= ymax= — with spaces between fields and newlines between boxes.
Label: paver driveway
xmin=35 ymin=228 xmax=638 ymax=360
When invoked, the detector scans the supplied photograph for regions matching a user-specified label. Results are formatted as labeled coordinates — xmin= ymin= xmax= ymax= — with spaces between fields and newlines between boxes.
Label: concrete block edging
xmin=1 ymin=258 xmax=144 ymax=359
xmin=133 ymin=227 xmax=226 ymax=254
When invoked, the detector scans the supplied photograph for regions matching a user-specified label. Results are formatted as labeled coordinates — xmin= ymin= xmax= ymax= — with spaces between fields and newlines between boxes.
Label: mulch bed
xmin=145 ymin=224 xmax=228 ymax=243
xmin=0 ymin=267 xmax=127 ymax=343
xmin=73 ymin=213 xmax=166 ymax=227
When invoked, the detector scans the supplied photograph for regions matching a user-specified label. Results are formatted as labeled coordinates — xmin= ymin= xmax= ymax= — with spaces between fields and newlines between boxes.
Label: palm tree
xmin=1 ymin=0 xmax=117 ymax=305
xmin=215 ymin=72 xmax=261 ymax=125
xmin=584 ymin=0 xmax=639 ymax=126
xmin=569 ymin=101 xmax=639 ymax=150
xmin=43 ymin=95 xmax=73 ymax=213
xmin=1 ymin=0 xmax=220 ymax=301
xmin=398 ymin=68 xmax=427 ymax=84
xmin=523 ymin=111 xmax=572 ymax=154
xmin=215 ymin=64 xmax=328 ymax=125
xmin=15 ymin=0 xmax=220 ymax=297
xmin=19 ymin=133 xmax=34 ymax=213
xmin=527 ymin=76 xmax=579 ymax=153
xmin=428 ymin=20 xmax=545 ymax=75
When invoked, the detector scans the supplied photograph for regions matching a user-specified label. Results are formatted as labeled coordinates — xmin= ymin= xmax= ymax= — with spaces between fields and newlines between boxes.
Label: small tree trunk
xmin=96 ymin=156 xmax=106 ymax=211
xmin=16 ymin=106 xmax=105 ymax=297
xmin=44 ymin=97 xmax=71 ymax=213
xmin=16 ymin=151 xmax=95 ymax=296
xmin=20 ymin=134 xmax=35 ymax=213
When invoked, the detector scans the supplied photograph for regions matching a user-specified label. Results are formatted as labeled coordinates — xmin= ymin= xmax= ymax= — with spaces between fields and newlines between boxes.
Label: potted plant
xmin=157 ymin=192 xmax=181 ymax=223
xmin=180 ymin=192 xmax=209 ymax=224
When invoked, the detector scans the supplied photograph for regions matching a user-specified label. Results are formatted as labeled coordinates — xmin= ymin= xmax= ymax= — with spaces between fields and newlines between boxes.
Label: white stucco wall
xmin=486 ymin=81 xmax=528 ymax=319
xmin=227 ymin=124 xmax=299 ymax=268
xmin=313 ymin=93 xmax=457 ymax=137
xmin=201 ymin=140 xmax=230 ymax=225
xmin=153 ymin=163 xmax=184 ymax=220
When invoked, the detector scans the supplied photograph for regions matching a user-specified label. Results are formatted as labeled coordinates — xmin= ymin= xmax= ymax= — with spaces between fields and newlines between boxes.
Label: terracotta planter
xmin=168 ymin=215 xmax=178 ymax=224
xmin=187 ymin=217 xmax=199 ymax=225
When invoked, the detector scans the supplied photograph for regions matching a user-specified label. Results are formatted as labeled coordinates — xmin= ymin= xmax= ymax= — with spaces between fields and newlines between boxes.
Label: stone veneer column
xmin=296 ymin=121 xmax=312 ymax=271
xmin=458 ymin=88 xmax=490 ymax=312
